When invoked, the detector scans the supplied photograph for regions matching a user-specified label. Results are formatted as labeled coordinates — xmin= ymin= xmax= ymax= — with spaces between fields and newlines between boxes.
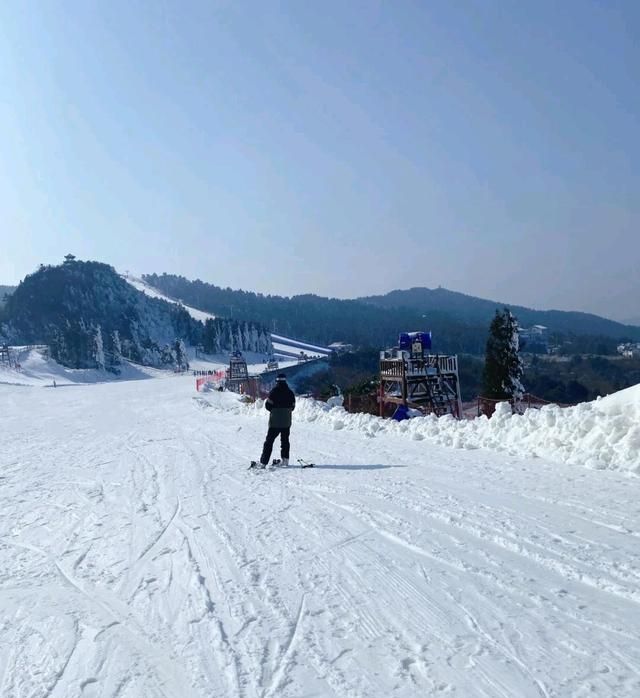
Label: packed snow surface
xmin=0 ymin=347 xmax=163 ymax=387
xmin=1 ymin=376 xmax=639 ymax=697
xmin=0 ymin=348 xmax=299 ymax=388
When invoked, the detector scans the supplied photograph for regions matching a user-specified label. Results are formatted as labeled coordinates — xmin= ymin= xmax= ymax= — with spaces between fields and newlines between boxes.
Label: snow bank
xmin=227 ymin=385 xmax=640 ymax=474
xmin=0 ymin=348 xmax=162 ymax=387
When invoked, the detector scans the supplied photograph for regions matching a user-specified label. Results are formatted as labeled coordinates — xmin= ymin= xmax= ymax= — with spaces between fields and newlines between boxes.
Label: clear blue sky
xmin=1 ymin=0 xmax=638 ymax=321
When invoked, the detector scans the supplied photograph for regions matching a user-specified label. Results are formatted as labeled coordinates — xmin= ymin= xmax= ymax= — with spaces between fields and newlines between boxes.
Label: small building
xmin=518 ymin=325 xmax=549 ymax=353
xmin=329 ymin=342 xmax=353 ymax=354
xmin=226 ymin=351 xmax=249 ymax=389
xmin=64 ymin=254 xmax=77 ymax=263
xmin=265 ymin=357 xmax=279 ymax=370
xmin=617 ymin=342 xmax=640 ymax=358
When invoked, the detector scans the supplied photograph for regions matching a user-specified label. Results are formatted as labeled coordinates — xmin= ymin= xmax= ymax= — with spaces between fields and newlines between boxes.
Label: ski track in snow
xmin=1 ymin=378 xmax=639 ymax=697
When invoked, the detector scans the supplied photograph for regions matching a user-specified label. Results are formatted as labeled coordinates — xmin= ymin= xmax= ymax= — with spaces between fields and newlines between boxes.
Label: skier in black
xmin=258 ymin=374 xmax=296 ymax=467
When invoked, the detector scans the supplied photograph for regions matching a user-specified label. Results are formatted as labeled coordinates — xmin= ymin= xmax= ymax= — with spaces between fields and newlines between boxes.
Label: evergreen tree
xmin=202 ymin=319 xmax=216 ymax=354
xmin=94 ymin=325 xmax=106 ymax=370
xmin=111 ymin=330 xmax=122 ymax=369
xmin=482 ymin=309 xmax=525 ymax=400
xmin=175 ymin=338 xmax=188 ymax=370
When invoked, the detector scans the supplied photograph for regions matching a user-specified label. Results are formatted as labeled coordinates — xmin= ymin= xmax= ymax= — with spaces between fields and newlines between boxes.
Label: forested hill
xmin=361 ymin=287 xmax=640 ymax=341
xmin=0 ymin=261 xmax=271 ymax=369
xmin=0 ymin=285 xmax=15 ymax=305
xmin=143 ymin=273 xmax=488 ymax=354
xmin=144 ymin=273 xmax=639 ymax=353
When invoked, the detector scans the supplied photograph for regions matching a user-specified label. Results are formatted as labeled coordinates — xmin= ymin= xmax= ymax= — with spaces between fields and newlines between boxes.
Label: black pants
xmin=260 ymin=427 xmax=290 ymax=465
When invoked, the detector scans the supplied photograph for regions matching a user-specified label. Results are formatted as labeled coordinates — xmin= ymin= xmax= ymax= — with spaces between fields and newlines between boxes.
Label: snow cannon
xmin=398 ymin=332 xmax=432 ymax=358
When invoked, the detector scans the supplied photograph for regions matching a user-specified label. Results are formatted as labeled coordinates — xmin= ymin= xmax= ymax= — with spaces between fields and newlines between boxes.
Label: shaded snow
xmin=0 ymin=348 xmax=301 ymax=387
xmin=0 ymin=347 xmax=163 ymax=387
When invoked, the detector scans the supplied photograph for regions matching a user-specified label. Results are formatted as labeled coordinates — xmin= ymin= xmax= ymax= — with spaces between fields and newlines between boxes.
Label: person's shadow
xmin=307 ymin=464 xmax=405 ymax=471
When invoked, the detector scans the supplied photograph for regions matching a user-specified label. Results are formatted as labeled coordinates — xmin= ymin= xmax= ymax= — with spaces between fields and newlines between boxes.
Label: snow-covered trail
xmin=1 ymin=379 xmax=639 ymax=697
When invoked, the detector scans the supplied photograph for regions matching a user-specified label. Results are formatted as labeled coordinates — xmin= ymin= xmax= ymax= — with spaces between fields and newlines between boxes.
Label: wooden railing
xmin=380 ymin=359 xmax=405 ymax=378
xmin=380 ymin=355 xmax=458 ymax=377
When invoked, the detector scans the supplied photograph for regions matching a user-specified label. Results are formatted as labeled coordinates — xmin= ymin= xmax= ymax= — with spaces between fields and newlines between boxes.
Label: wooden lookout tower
xmin=226 ymin=351 xmax=249 ymax=390
xmin=0 ymin=344 xmax=15 ymax=368
xmin=379 ymin=332 xmax=463 ymax=419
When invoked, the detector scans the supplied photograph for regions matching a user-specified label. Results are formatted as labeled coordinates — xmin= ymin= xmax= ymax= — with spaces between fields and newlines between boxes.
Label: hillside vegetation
xmin=144 ymin=273 xmax=638 ymax=355
xmin=0 ymin=261 xmax=271 ymax=369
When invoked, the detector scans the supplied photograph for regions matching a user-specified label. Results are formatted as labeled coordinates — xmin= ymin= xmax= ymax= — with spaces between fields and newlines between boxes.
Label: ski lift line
xmin=271 ymin=345 xmax=326 ymax=361
xmin=270 ymin=334 xmax=331 ymax=355
xmin=271 ymin=345 xmax=319 ymax=358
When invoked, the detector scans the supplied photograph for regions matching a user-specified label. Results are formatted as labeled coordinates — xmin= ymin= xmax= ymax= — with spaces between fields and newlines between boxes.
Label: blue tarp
xmin=392 ymin=404 xmax=410 ymax=421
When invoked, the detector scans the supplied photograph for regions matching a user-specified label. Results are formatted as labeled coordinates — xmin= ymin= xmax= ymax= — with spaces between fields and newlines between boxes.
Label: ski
xmin=249 ymin=459 xmax=314 ymax=470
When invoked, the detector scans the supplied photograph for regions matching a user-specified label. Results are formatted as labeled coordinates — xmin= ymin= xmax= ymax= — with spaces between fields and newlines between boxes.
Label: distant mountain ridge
xmin=143 ymin=273 xmax=640 ymax=353
xmin=3 ymin=262 xmax=635 ymax=371
xmin=143 ymin=273 xmax=489 ymax=353
xmin=360 ymin=287 xmax=640 ymax=341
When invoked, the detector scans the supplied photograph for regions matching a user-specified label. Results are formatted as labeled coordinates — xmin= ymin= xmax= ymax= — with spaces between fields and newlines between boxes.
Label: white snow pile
xmin=240 ymin=384 xmax=640 ymax=474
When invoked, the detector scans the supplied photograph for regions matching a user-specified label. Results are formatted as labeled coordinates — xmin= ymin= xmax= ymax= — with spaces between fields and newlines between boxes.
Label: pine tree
xmin=94 ymin=325 xmax=106 ymax=370
xmin=203 ymin=319 xmax=216 ymax=354
xmin=159 ymin=343 xmax=173 ymax=366
xmin=243 ymin=321 xmax=251 ymax=351
xmin=482 ymin=309 xmax=525 ymax=400
xmin=111 ymin=330 xmax=122 ymax=368
xmin=176 ymin=339 xmax=188 ymax=370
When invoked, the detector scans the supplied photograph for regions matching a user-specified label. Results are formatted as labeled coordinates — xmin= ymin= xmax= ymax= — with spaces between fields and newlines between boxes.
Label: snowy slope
xmin=0 ymin=347 xmax=297 ymax=388
xmin=124 ymin=274 xmax=331 ymax=360
xmin=122 ymin=273 xmax=216 ymax=323
xmin=0 ymin=347 xmax=163 ymax=387
xmin=1 ymin=378 xmax=639 ymax=697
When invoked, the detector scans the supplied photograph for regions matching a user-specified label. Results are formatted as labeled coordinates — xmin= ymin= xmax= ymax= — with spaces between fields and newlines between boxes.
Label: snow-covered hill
xmin=122 ymin=273 xmax=217 ymax=324
xmin=124 ymin=274 xmax=331 ymax=360
xmin=1 ymin=376 xmax=639 ymax=697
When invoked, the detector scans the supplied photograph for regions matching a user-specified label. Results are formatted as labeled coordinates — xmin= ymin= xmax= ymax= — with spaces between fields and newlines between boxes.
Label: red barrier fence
xmin=195 ymin=370 xmax=226 ymax=391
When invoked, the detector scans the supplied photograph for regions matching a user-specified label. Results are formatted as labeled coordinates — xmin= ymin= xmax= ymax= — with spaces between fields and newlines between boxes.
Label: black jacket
xmin=266 ymin=382 xmax=296 ymax=428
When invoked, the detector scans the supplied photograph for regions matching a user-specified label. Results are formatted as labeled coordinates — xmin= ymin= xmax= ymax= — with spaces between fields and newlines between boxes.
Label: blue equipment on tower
xmin=398 ymin=331 xmax=432 ymax=356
